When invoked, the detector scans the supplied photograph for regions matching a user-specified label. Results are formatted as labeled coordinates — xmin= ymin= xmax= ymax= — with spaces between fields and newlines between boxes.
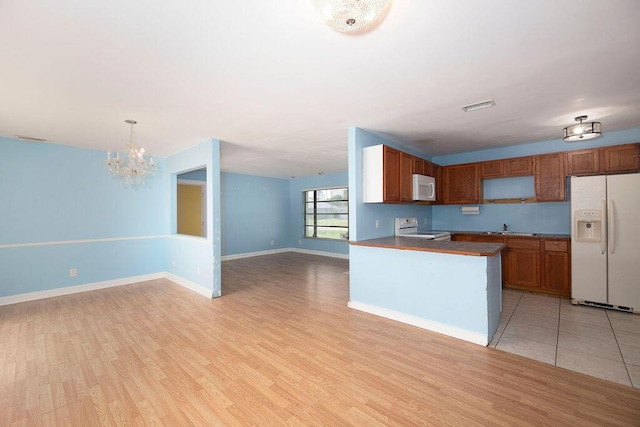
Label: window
xmin=304 ymin=187 xmax=348 ymax=240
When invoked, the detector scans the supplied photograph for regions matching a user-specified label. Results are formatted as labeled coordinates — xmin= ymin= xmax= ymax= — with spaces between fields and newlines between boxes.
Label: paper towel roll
xmin=461 ymin=206 xmax=480 ymax=215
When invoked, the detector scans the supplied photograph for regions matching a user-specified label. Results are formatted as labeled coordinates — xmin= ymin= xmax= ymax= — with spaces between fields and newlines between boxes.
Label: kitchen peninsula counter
xmin=350 ymin=236 xmax=505 ymax=257
xmin=348 ymin=236 xmax=503 ymax=346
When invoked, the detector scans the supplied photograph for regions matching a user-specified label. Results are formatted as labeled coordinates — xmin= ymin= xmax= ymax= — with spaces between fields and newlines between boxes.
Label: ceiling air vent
xmin=461 ymin=99 xmax=496 ymax=112
xmin=15 ymin=135 xmax=48 ymax=143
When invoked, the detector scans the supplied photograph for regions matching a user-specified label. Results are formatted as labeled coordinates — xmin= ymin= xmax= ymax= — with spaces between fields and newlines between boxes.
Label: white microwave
xmin=413 ymin=174 xmax=436 ymax=201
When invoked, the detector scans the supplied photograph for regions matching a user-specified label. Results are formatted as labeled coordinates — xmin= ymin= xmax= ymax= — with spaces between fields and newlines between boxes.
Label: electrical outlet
xmin=197 ymin=267 xmax=201 ymax=276
xmin=271 ymin=240 xmax=274 ymax=245
xmin=425 ymin=218 xmax=428 ymax=225
xmin=69 ymin=268 xmax=77 ymax=277
xmin=298 ymin=240 xmax=302 ymax=245
xmin=172 ymin=259 xmax=176 ymax=267
xmin=375 ymin=220 xmax=380 ymax=229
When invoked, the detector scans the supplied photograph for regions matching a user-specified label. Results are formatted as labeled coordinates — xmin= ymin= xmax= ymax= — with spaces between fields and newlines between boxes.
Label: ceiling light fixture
xmin=105 ymin=120 xmax=156 ymax=186
xmin=563 ymin=115 xmax=602 ymax=142
xmin=311 ymin=0 xmax=392 ymax=34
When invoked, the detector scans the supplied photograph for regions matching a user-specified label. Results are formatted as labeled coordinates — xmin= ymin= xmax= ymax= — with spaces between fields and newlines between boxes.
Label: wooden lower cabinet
xmin=504 ymin=238 xmax=541 ymax=291
xmin=542 ymin=240 xmax=571 ymax=295
xmin=452 ymin=233 xmax=571 ymax=296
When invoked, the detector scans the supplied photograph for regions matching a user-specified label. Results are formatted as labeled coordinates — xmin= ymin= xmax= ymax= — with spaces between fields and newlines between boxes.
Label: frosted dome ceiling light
xmin=563 ymin=115 xmax=602 ymax=142
xmin=311 ymin=0 xmax=393 ymax=34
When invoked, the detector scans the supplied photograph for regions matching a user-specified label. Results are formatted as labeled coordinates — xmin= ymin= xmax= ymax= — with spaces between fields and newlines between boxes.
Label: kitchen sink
xmin=484 ymin=231 xmax=537 ymax=236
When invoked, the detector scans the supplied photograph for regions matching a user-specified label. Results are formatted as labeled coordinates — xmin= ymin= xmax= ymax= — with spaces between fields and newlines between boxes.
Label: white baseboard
xmin=164 ymin=273 xmax=213 ymax=298
xmin=347 ymin=301 xmax=488 ymax=346
xmin=0 ymin=273 xmax=164 ymax=306
xmin=221 ymin=247 xmax=349 ymax=261
xmin=0 ymin=272 xmax=217 ymax=306
xmin=221 ymin=248 xmax=290 ymax=261
xmin=290 ymin=248 xmax=349 ymax=260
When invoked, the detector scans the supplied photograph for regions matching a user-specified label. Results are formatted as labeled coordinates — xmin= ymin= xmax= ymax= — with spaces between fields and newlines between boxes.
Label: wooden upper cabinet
xmin=505 ymin=156 xmax=534 ymax=176
xmin=382 ymin=146 xmax=402 ymax=202
xmin=480 ymin=160 xmax=505 ymax=178
xmin=363 ymin=144 xmax=441 ymax=204
xmin=603 ymin=143 xmax=640 ymax=173
xmin=480 ymin=156 xmax=533 ymax=178
xmin=400 ymin=152 xmax=414 ymax=202
xmin=433 ymin=164 xmax=443 ymax=204
xmin=534 ymin=153 xmax=566 ymax=202
xmin=566 ymin=148 xmax=600 ymax=176
xmin=423 ymin=160 xmax=434 ymax=177
xmin=443 ymin=163 xmax=480 ymax=204
xmin=413 ymin=157 xmax=425 ymax=175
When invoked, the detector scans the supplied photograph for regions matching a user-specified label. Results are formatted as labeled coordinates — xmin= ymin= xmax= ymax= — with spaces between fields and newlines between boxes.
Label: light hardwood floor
xmin=1 ymin=252 xmax=639 ymax=425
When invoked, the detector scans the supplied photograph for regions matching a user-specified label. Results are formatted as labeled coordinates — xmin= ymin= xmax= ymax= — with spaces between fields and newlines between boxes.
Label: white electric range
xmin=394 ymin=217 xmax=451 ymax=241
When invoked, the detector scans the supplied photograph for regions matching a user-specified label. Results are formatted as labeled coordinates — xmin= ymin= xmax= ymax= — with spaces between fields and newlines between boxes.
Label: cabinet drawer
xmin=453 ymin=234 xmax=476 ymax=242
xmin=476 ymin=235 xmax=505 ymax=244
xmin=544 ymin=240 xmax=568 ymax=252
xmin=507 ymin=238 xmax=540 ymax=249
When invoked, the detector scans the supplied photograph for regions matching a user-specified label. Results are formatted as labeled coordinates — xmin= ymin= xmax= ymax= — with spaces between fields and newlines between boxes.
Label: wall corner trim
xmin=346 ymin=300 xmax=488 ymax=346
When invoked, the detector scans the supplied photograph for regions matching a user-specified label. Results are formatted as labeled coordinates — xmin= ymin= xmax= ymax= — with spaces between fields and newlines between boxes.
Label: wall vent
xmin=15 ymin=135 xmax=48 ymax=143
xmin=461 ymin=99 xmax=496 ymax=112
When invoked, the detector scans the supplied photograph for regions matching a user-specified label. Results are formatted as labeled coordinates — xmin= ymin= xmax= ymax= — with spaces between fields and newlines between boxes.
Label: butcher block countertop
xmin=349 ymin=236 xmax=505 ymax=257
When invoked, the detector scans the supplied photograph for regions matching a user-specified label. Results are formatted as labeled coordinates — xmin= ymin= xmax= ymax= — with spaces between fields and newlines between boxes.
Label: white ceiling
xmin=1 ymin=0 xmax=639 ymax=178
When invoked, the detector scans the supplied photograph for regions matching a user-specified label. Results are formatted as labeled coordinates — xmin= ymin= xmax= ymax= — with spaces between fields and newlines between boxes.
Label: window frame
xmin=303 ymin=186 xmax=349 ymax=241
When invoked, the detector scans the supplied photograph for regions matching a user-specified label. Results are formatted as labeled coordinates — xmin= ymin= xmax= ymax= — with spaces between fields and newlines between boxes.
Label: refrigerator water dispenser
xmin=574 ymin=209 xmax=602 ymax=243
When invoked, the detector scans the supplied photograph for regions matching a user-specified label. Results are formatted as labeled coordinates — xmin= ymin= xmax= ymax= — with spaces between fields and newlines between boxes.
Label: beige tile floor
xmin=489 ymin=289 xmax=640 ymax=388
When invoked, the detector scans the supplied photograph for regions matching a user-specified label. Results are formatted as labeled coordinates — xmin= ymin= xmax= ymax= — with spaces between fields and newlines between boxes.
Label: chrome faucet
xmin=503 ymin=223 xmax=509 ymax=232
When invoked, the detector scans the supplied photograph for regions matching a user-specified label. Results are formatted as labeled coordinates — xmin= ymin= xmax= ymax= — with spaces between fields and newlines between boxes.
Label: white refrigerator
xmin=571 ymin=173 xmax=640 ymax=312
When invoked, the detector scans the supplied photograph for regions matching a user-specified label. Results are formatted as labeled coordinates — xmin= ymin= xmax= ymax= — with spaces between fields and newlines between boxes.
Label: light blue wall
xmin=0 ymin=137 xmax=167 ymax=298
xmin=349 ymin=245 xmax=500 ymax=343
xmin=288 ymin=172 xmax=349 ymax=255
xmin=348 ymin=127 xmax=433 ymax=241
xmin=431 ymin=127 xmax=640 ymax=234
xmin=433 ymin=202 xmax=571 ymax=234
xmin=166 ymin=139 xmax=221 ymax=297
xmin=221 ymin=172 xmax=290 ymax=256
xmin=179 ymin=168 xmax=206 ymax=181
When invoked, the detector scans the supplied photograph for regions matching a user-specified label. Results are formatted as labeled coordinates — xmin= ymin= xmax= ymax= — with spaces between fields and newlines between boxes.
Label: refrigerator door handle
xmin=608 ymin=199 xmax=615 ymax=255
xmin=601 ymin=199 xmax=607 ymax=254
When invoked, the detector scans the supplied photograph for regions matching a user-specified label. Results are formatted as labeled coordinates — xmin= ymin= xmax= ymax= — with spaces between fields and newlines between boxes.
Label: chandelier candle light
xmin=311 ymin=0 xmax=392 ymax=34
xmin=105 ymin=120 xmax=156 ymax=186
